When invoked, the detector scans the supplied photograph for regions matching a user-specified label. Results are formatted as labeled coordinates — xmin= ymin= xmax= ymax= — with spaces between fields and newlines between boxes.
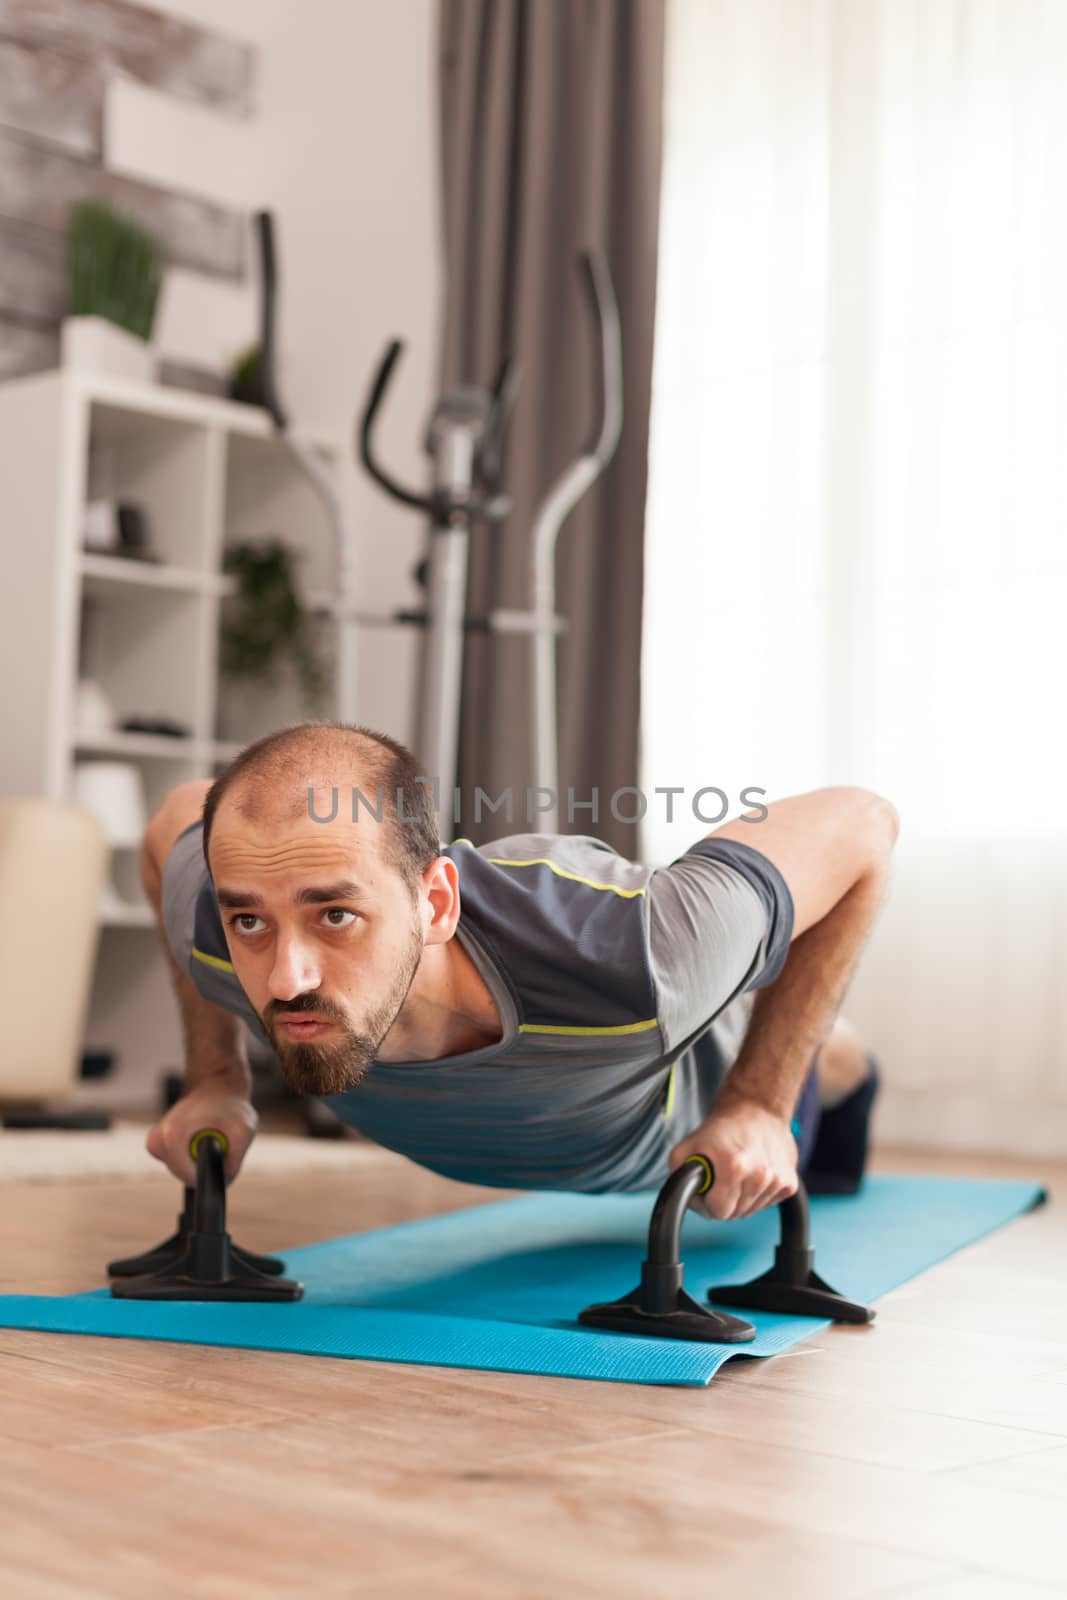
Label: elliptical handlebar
xmin=358 ymin=340 xmax=520 ymax=522
xmin=529 ymin=248 xmax=624 ymax=828
xmin=253 ymin=211 xmax=288 ymax=432
xmin=358 ymin=341 xmax=438 ymax=513
xmin=353 ymin=249 xmax=623 ymax=835
xmin=358 ymin=251 xmax=621 ymax=535
xmin=578 ymin=249 xmax=624 ymax=469
xmin=479 ymin=354 xmax=521 ymax=492
xmin=531 ymin=249 xmax=624 ymax=592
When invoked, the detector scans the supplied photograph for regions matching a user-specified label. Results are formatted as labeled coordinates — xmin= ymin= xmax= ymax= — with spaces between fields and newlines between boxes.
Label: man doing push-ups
xmin=141 ymin=722 xmax=897 ymax=1221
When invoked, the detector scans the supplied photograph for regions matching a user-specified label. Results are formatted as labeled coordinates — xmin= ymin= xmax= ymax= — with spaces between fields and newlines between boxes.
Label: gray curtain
xmin=438 ymin=0 xmax=665 ymax=853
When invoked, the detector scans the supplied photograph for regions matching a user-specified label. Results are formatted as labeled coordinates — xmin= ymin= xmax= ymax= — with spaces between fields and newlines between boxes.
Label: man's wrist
xmin=183 ymin=1058 xmax=252 ymax=1098
xmin=715 ymin=1071 xmax=793 ymax=1125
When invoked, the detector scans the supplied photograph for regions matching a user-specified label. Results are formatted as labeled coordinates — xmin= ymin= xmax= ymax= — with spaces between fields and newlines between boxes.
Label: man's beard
xmin=266 ymin=923 xmax=424 ymax=1097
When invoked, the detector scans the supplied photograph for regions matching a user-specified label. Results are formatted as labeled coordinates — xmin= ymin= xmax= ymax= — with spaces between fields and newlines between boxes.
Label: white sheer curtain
xmin=641 ymin=0 xmax=1067 ymax=1155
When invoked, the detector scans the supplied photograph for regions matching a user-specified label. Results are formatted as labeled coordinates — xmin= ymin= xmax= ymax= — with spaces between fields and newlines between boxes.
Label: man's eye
xmin=226 ymin=910 xmax=357 ymax=936
xmin=322 ymin=909 xmax=357 ymax=929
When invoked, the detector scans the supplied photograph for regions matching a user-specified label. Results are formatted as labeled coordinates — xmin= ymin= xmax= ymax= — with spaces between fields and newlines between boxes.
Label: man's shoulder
xmin=449 ymin=832 xmax=652 ymax=897
xmin=445 ymin=832 xmax=657 ymax=1032
xmin=464 ymin=831 xmax=622 ymax=857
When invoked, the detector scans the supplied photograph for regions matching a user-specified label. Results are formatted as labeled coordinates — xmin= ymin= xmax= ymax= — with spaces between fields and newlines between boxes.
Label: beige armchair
xmin=0 ymin=798 xmax=107 ymax=1108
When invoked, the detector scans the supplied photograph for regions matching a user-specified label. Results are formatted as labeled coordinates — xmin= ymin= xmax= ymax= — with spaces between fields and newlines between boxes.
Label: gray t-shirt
xmin=162 ymin=826 xmax=794 ymax=1193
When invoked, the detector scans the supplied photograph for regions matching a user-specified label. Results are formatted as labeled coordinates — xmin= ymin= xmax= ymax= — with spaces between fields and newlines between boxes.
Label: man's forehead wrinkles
xmin=212 ymin=830 xmax=370 ymax=864
xmin=209 ymin=828 xmax=386 ymax=899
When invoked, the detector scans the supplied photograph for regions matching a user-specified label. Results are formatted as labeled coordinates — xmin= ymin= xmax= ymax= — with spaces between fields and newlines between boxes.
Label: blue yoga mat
xmin=0 ymin=1175 xmax=1047 ymax=1387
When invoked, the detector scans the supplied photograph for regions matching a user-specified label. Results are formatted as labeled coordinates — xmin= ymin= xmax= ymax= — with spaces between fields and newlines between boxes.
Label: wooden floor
xmin=0 ymin=1140 xmax=1062 ymax=1599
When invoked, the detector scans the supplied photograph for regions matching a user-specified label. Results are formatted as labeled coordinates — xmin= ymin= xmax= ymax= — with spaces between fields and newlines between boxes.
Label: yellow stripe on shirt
xmin=518 ymin=1018 xmax=659 ymax=1037
xmin=662 ymin=1062 xmax=677 ymax=1119
xmin=192 ymin=945 xmax=235 ymax=974
xmin=484 ymin=856 xmax=646 ymax=899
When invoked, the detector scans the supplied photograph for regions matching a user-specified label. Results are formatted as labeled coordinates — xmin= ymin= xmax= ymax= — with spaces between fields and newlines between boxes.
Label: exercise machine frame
xmin=359 ymin=252 xmax=623 ymax=835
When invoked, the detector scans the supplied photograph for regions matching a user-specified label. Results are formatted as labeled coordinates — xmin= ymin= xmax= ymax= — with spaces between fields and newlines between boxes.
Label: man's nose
xmin=266 ymin=931 xmax=322 ymax=1001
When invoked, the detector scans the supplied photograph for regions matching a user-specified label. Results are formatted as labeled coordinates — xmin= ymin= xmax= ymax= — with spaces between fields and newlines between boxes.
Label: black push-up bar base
xmin=578 ymin=1158 xmax=758 ymax=1344
xmin=108 ymin=1130 xmax=303 ymax=1303
xmin=579 ymin=1155 xmax=875 ymax=1344
xmin=708 ymin=1178 xmax=875 ymax=1324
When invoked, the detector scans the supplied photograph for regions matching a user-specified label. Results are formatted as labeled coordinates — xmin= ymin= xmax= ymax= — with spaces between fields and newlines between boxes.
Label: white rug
xmin=0 ymin=1121 xmax=380 ymax=1184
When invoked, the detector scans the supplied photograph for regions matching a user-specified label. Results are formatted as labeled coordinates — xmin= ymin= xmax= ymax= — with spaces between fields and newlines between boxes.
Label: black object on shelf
xmin=109 ymin=1129 xmax=303 ymax=1302
xmin=2 ymin=1107 xmax=112 ymax=1131
xmin=79 ymin=1049 xmax=116 ymax=1081
xmin=578 ymin=1157 xmax=757 ymax=1344
xmin=160 ymin=1070 xmax=184 ymax=1113
xmin=118 ymin=716 xmax=192 ymax=738
xmin=708 ymin=1180 xmax=875 ymax=1324
xmin=116 ymin=502 xmax=157 ymax=561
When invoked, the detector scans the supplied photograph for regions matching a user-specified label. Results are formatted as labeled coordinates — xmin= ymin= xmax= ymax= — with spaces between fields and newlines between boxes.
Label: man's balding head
xmin=198 ymin=723 xmax=452 ymax=1096
xmin=201 ymin=721 xmax=440 ymax=893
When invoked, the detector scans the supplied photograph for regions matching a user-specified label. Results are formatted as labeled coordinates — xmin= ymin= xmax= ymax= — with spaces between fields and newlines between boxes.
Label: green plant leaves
xmin=66 ymin=200 xmax=164 ymax=341
xmin=220 ymin=538 xmax=330 ymax=714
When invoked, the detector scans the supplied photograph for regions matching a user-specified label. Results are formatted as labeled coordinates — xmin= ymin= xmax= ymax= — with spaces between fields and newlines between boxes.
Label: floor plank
xmin=0 ymin=1138 xmax=1060 ymax=1597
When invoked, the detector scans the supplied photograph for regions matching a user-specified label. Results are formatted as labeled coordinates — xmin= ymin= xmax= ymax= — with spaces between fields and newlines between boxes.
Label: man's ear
xmin=421 ymin=855 xmax=461 ymax=944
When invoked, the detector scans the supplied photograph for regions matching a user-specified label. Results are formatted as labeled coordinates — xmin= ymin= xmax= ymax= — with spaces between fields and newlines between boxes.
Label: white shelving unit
xmin=0 ymin=367 xmax=351 ymax=1112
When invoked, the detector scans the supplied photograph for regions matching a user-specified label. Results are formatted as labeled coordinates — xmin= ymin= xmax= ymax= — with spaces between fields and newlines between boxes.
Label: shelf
xmin=73 ymin=730 xmax=198 ymax=759
xmin=0 ymin=367 xmax=334 ymax=451
xmin=79 ymin=553 xmax=208 ymax=593
xmin=86 ymin=737 xmax=273 ymax=768
xmin=78 ymin=580 xmax=204 ymax=736
xmin=0 ymin=364 xmax=347 ymax=1098
xmin=100 ymin=903 xmax=156 ymax=929
xmin=70 ymin=369 xmax=336 ymax=453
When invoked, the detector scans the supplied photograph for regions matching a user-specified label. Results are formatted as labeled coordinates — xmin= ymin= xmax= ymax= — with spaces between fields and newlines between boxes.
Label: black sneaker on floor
xmin=805 ymin=1053 xmax=881 ymax=1196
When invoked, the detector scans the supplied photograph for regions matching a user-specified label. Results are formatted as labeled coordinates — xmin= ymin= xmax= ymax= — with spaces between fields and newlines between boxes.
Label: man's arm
xmin=669 ymin=786 xmax=899 ymax=1220
xmin=141 ymin=780 xmax=250 ymax=1095
xmin=141 ymin=780 xmax=258 ymax=1184
xmin=711 ymin=785 xmax=899 ymax=1113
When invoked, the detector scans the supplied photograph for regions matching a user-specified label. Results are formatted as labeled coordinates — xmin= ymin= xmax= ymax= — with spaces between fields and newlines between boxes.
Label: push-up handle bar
xmin=578 ymin=1155 xmax=874 ymax=1344
xmin=108 ymin=1131 xmax=303 ymax=1303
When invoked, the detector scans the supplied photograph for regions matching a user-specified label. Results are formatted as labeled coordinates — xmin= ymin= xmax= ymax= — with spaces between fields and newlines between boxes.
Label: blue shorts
xmin=791 ymin=1052 xmax=879 ymax=1194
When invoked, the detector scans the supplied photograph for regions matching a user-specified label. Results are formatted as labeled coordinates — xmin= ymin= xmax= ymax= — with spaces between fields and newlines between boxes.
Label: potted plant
xmin=217 ymin=538 xmax=332 ymax=741
xmin=227 ymin=343 xmax=265 ymax=407
xmin=62 ymin=199 xmax=164 ymax=382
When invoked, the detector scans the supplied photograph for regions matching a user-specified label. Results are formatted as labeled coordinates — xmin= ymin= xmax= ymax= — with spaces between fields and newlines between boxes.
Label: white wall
xmin=107 ymin=0 xmax=441 ymax=737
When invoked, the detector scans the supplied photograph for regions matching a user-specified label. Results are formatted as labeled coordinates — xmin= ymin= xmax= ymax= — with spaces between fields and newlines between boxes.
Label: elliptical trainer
xmin=359 ymin=253 xmax=623 ymax=836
